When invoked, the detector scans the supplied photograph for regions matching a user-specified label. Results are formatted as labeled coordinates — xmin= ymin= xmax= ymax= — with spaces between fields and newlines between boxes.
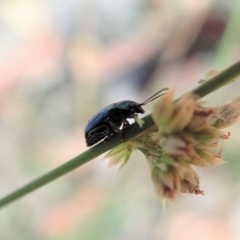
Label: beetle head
xmin=125 ymin=101 xmax=144 ymax=115
xmin=134 ymin=103 xmax=145 ymax=114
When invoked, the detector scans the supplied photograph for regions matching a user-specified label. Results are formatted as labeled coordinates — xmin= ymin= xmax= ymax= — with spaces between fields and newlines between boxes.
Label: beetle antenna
xmin=140 ymin=88 xmax=168 ymax=105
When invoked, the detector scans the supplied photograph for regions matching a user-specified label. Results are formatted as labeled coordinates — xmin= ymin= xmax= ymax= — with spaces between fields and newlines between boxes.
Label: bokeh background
xmin=0 ymin=0 xmax=240 ymax=239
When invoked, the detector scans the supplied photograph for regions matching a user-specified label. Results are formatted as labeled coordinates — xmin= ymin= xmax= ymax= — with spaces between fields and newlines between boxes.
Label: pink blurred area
xmin=0 ymin=0 xmax=240 ymax=240
xmin=165 ymin=212 xmax=230 ymax=240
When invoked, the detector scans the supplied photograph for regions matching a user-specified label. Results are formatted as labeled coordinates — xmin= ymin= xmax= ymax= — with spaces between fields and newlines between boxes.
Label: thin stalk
xmin=0 ymin=60 xmax=240 ymax=209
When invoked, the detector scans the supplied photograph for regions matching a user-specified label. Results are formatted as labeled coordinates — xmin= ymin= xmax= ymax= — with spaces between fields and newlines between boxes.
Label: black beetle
xmin=85 ymin=88 xmax=168 ymax=146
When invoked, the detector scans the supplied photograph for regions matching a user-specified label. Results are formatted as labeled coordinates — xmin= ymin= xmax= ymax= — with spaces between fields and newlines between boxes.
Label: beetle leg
xmin=119 ymin=130 xmax=126 ymax=141
xmin=123 ymin=119 xmax=135 ymax=131
xmin=108 ymin=120 xmax=120 ymax=133
xmin=108 ymin=120 xmax=126 ymax=141
xmin=118 ymin=110 xmax=135 ymax=131
xmin=103 ymin=133 xmax=113 ymax=143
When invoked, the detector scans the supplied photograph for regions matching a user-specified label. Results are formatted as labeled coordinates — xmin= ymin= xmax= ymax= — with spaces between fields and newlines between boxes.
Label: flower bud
xmin=190 ymin=148 xmax=225 ymax=167
xmin=152 ymin=89 xmax=174 ymax=132
xmin=106 ymin=142 xmax=134 ymax=169
xmin=151 ymin=167 xmax=180 ymax=200
xmin=187 ymin=107 xmax=219 ymax=132
xmin=214 ymin=102 xmax=240 ymax=128
xmin=166 ymin=95 xmax=195 ymax=132
xmin=190 ymin=126 xmax=222 ymax=143
xmin=179 ymin=165 xmax=204 ymax=195
xmin=181 ymin=179 xmax=204 ymax=195
xmin=161 ymin=135 xmax=194 ymax=157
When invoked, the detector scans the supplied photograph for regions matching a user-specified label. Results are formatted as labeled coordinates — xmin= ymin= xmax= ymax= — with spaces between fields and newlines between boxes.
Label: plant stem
xmin=192 ymin=60 xmax=240 ymax=97
xmin=0 ymin=60 xmax=240 ymax=209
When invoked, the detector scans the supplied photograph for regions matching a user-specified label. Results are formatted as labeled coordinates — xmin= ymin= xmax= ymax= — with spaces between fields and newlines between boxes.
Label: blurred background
xmin=0 ymin=0 xmax=240 ymax=239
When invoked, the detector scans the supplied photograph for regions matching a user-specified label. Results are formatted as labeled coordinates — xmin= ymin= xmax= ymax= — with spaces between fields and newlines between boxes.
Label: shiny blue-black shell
xmin=85 ymin=100 xmax=139 ymax=136
xmin=85 ymin=103 xmax=116 ymax=136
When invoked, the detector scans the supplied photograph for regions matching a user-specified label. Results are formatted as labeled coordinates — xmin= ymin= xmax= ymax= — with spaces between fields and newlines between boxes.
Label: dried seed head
xmin=105 ymin=87 xmax=240 ymax=205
